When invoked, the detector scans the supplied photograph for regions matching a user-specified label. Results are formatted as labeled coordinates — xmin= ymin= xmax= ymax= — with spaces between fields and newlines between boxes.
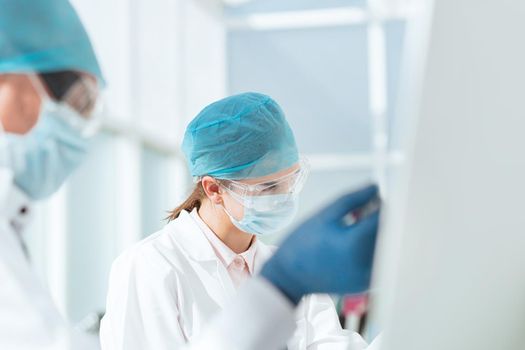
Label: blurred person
xmin=0 ymin=0 xmax=103 ymax=238
xmin=0 ymin=0 xmax=103 ymax=348
xmin=100 ymin=93 xmax=380 ymax=350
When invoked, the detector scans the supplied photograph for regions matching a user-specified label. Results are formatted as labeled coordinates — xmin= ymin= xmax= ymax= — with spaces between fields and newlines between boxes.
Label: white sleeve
xmin=187 ymin=277 xmax=297 ymax=350
xmin=0 ymin=222 xmax=93 ymax=350
xmin=99 ymin=249 xmax=187 ymax=350
xmin=292 ymin=294 xmax=369 ymax=350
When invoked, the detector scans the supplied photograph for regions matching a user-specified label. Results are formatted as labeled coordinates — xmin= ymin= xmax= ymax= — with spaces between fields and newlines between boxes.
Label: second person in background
xmin=100 ymin=92 xmax=368 ymax=349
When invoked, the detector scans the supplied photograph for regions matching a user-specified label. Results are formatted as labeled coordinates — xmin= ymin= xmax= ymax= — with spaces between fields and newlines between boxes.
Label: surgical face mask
xmin=217 ymin=161 xmax=308 ymax=235
xmin=221 ymin=191 xmax=299 ymax=236
xmin=9 ymin=98 xmax=89 ymax=200
xmin=5 ymin=72 xmax=98 ymax=200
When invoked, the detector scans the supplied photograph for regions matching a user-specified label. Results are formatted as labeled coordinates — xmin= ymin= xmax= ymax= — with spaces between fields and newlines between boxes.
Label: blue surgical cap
xmin=0 ymin=0 xmax=103 ymax=82
xmin=182 ymin=92 xmax=299 ymax=180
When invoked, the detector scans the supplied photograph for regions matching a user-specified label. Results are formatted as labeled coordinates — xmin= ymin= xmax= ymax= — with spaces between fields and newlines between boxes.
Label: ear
xmin=201 ymin=176 xmax=223 ymax=205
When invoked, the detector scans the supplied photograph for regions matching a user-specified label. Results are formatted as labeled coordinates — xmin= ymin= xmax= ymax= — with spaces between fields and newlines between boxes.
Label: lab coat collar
xmin=252 ymin=237 xmax=275 ymax=274
xmin=241 ymin=238 xmax=257 ymax=275
xmin=168 ymin=210 xmax=276 ymax=273
xmin=167 ymin=210 xmax=218 ymax=262
xmin=190 ymin=208 xmax=258 ymax=274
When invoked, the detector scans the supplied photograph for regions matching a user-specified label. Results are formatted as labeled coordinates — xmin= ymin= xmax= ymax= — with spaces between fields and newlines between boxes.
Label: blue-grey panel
xmin=141 ymin=147 xmax=173 ymax=236
xmin=225 ymin=0 xmax=365 ymax=16
xmin=141 ymin=148 xmax=169 ymax=235
xmin=228 ymin=25 xmax=372 ymax=154
xmin=385 ymin=20 xmax=407 ymax=150
xmin=66 ymin=132 xmax=119 ymax=321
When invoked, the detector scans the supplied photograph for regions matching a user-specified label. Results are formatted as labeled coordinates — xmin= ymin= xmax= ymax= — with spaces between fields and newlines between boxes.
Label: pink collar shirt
xmin=190 ymin=209 xmax=257 ymax=288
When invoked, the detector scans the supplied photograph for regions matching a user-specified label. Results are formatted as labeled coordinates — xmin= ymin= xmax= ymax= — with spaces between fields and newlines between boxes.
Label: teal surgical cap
xmin=0 ymin=0 xmax=103 ymax=82
xmin=182 ymin=92 xmax=299 ymax=180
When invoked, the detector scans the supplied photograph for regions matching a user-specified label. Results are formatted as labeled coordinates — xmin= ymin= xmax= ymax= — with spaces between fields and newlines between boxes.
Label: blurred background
xmin=24 ymin=0 xmax=415 ymax=326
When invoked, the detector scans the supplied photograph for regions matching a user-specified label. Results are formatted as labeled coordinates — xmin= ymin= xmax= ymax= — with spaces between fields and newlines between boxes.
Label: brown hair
xmin=166 ymin=182 xmax=206 ymax=221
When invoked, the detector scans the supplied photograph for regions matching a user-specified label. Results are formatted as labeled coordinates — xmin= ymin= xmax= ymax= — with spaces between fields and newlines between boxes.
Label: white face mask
xmin=222 ymin=194 xmax=299 ymax=236
xmin=10 ymin=99 xmax=89 ymax=200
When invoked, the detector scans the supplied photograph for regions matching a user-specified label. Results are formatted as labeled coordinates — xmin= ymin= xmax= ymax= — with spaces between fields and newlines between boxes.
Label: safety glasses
xmin=218 ymin=157 xmax=310 ymax=210
xmin=35 ymin=71 xmax=99 ymax=118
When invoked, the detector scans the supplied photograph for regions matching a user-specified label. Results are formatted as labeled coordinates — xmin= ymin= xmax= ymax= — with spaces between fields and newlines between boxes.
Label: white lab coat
xmin=100 ymin=210 xmax=369 ymax=350
xmin=0 ymin=186 xmax=95 ymax=350
xmin=0 ymin=190 xmax=375 ymax=350
xmin=187 ymin=277 xmax=382 ymax=350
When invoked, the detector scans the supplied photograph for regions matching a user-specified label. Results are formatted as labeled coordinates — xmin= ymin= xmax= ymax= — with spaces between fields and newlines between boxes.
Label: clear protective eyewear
xmin=22 ymin=71 xmax=103 ymax=136
xmin=35 ymin=71 xmax=99 ymax=118
xmin=218 ymin=157 xmax=310 ymax=211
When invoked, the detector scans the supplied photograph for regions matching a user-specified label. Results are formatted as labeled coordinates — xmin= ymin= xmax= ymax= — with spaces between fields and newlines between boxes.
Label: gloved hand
xmin=260 ymin=185 xmax=380 ymax=305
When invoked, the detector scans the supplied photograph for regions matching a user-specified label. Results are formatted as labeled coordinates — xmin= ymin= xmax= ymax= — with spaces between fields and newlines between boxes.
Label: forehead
xmin=240 ymin=162 xmax=300 ymax=185
xmin=0 ymin=74 xmax=43 ymax=94
xmin=0 ymin=74 xmax=29 ymax=87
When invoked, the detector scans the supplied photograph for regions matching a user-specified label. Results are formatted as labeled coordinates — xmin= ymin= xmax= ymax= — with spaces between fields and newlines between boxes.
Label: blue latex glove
xmin=261 ymin=185 xmax=380 ymax=305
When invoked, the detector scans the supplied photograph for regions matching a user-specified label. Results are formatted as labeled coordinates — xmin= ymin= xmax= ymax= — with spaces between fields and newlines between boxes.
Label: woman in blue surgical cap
xmin=101 ymin=93 xmax=365 ymax=350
